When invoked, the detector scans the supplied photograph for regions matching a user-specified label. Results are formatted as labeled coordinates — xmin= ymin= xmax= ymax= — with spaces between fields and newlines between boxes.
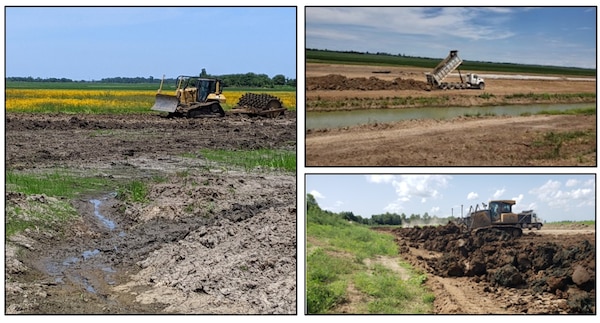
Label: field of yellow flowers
xmin=6 ymin=88 xmax=296 ymax=114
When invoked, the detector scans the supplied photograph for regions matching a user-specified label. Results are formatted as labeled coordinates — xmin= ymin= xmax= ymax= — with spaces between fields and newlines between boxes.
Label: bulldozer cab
xmin=489 ymin=200 xmax=517 ymax=224
xmin=176 ymin=76 xmax=222 ymax=103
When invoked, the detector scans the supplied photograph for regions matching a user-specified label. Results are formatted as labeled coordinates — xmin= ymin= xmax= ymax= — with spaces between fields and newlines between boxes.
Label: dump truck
xmin=457 ymin=200 xmax=523 ymax=237
xmin=426 ymin=50 xmax=485 ymax=90
xmin=517 ymin=210 xmax=543 ymax=230
xmin=151 ymin=75 xmax=226 ymax=118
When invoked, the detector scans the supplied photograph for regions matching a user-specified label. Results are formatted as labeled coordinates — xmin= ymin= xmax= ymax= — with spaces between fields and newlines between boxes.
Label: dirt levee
xmin=307 ymin=74 xmax=428 ymax=91
xmin=376 ymin=224 xmax=595 ymax=314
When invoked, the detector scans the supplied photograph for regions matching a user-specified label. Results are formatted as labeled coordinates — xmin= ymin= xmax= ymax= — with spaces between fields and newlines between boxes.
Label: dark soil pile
xmin=387 ymin=223 xmax=595 ymax=314
xmin=306 ymin=74 xmax=429 ymax=91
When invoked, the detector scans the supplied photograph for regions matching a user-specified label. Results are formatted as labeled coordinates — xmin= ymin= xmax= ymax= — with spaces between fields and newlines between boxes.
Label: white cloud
xmin=309 ymin=190 xmax=325 ymax=199
xmin=365 ymin=175 xmax=396 ymax=183
xmin=384 ymin=202 xmax=403 ymax=214
xmin=493 ymin=188 xmax=506 ymax=199
xmin=529 ymin=179 xmax=595 ymax=210
xmin=306 ymin=7 xmax=516 ymax=43
xmin=512 ymin=194 xmax=524 ymax=206
xmin=565 ymin=179 xmax=579 ymax=187
xmin=467 ymin=192 xmax=478 ymax=200
xmin=391 ymin=175 xmax=451 ymax=202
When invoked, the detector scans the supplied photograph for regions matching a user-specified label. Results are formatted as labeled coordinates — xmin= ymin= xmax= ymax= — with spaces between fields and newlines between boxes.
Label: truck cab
xmin=466 ymin=73 xmax=485 ymax=89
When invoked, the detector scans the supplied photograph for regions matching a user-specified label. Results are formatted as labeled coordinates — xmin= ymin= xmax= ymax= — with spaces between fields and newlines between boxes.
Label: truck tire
xmin=478 ymin=82 xmax=485 ymax=90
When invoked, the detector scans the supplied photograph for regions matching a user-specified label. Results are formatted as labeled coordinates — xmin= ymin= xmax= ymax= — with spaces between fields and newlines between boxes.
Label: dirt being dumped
xmin=4 ymin=112 xmax=297 ymax=314
xmin=376 ymin=223 xmax=596 ymax=314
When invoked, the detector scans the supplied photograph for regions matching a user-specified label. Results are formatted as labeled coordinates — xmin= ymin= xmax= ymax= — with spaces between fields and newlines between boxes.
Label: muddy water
xmin=306 ymin=103 xmax=593 ymax=130
xmin=41 ymin=193 xmax=121 ymax=295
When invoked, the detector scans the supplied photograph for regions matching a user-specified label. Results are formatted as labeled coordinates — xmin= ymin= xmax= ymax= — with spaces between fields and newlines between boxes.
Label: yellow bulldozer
xmin=151 ymin=75 xmax=226 ymax=118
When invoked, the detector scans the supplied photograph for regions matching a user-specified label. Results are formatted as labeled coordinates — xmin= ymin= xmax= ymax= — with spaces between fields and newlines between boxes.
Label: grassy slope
xmin=306 ymin=204 xmax=434 ymax=314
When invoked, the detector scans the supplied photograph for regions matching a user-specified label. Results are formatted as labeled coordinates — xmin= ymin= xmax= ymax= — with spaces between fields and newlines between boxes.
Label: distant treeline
xmin=306 ymin=48 xmax=596 ymax=76
xmin=307 ymin=193 xmax=454 ymax=226
xmin=6 ymin=69 xmax=296 ymax=88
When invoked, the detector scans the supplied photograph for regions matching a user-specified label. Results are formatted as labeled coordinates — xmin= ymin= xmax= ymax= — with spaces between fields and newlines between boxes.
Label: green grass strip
xmin=199 ymin=148 xmax=296 ymax=172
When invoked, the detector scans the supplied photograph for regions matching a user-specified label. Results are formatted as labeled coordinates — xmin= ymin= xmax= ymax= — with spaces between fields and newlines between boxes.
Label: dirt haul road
xmin=375 ymin=223 xmax=595 ymax=314
xmin=4 ymin=112 xmax=297 ymax=314
xmin=305 ymin=63 xmax=596 ymax=166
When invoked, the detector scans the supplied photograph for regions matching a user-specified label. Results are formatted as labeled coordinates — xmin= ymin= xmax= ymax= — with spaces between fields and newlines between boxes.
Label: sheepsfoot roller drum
xmin=230 ymin=93 xmax=286 ymax=118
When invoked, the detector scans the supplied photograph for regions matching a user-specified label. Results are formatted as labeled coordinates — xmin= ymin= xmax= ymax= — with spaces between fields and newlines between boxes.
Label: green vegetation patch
xmin=306 ymin=196 xmax=434 ymax=314
xmin=116 ymin=180 xmax=149 ymax=203
xmin=5 ymin=170 xmax=114 ymax=237
xmin=536 ymin=106 xmax=596 ymax=116
xmin=199 ymin=148 xmax=296 ymax=172
xmin=353 ymin=264 xmax=433 ymax=314
xmin=5 ymin=169 xmax=153 ymax=237
xmin=6 ymin=170 xmax=112 ymax=198
xmin=306 ymin=248 xmax=357 ymax=313
xmin=6 ymin=195 xmax=78 ymax=237
xmin=532 ymin=129 xmax=596 ymax=159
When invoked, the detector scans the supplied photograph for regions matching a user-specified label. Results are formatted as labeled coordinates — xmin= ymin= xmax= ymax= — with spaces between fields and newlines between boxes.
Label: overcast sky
xmin=306 ymin=174 xmax=596 ymax=222
xmin=306 ymin=6 xmax=596 ymax=69
xmin=4 ymin=6 xmax=296 ymax=80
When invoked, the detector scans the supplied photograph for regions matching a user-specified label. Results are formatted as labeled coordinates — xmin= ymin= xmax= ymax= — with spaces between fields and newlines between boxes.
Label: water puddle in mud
xmin=42 ymin=193 xmax=121 ymax=294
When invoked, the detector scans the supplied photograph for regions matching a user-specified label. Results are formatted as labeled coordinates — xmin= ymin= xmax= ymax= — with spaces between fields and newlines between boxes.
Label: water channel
xmin=306 ymin=103 xmax=593 ymax=130
xmin=42 ymin=193 xmax=121 ymax=294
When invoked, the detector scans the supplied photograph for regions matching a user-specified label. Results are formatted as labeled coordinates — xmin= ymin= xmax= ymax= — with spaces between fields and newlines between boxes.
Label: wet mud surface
xmin=375 ymin=223 xmax=595 ymax=314
xmin=5 ymin=112 xmax=297 ymax=314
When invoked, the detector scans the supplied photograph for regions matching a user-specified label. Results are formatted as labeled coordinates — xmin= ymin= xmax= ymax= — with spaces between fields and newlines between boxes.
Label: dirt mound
xmin=385 ymin=223 xmax=595 ymax=314
xmin=306 ymin=74 xmax=428 ymax=91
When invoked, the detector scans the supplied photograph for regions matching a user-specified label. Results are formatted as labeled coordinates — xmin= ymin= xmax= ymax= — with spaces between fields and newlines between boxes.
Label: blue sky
xmin=305 ymin=174 xmax=596 ymax=222
xmin=5 ymin=7 xmax=296 ymax=80
xmin=305 ymin=6 xmax=596 ymax=69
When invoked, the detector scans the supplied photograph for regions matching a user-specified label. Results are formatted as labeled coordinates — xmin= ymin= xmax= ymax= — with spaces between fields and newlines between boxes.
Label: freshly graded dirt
xmin=305 ymin=63 xmax=596 ymax=166
xmin=4 ymin=112 xmax=297 ymax=314
xmin=375 ymin=223 xmax=595 ymax=314
xmin=306 ymin=114 xmax=596 ymax=166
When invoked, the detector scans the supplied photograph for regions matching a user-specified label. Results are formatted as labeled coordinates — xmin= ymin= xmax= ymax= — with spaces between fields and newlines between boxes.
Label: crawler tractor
xmin=151 ymin=75 xmax=226 ymax=118
xmin=457 ymin=200 xmax=523 ymax=237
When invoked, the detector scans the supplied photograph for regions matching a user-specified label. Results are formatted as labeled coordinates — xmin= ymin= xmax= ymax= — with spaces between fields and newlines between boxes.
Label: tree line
xmin=6 ymin=69 xmax=296 ymax=88
xmin=307 ymin=193 xmax=454 ymax=226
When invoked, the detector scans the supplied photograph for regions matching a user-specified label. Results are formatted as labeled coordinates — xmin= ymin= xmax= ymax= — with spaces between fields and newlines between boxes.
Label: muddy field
xmin=305 ymin=63 xmax=596 ymax=166
xmin=375 ymin=223 xmax=595 ymax=314
xmin=5 ymin=112 xmax=297 ymax=314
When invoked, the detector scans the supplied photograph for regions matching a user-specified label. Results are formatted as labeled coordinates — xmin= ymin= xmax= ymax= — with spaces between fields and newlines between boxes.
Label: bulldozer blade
xmin=151 ymin=94 xmax=179 ymax=112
